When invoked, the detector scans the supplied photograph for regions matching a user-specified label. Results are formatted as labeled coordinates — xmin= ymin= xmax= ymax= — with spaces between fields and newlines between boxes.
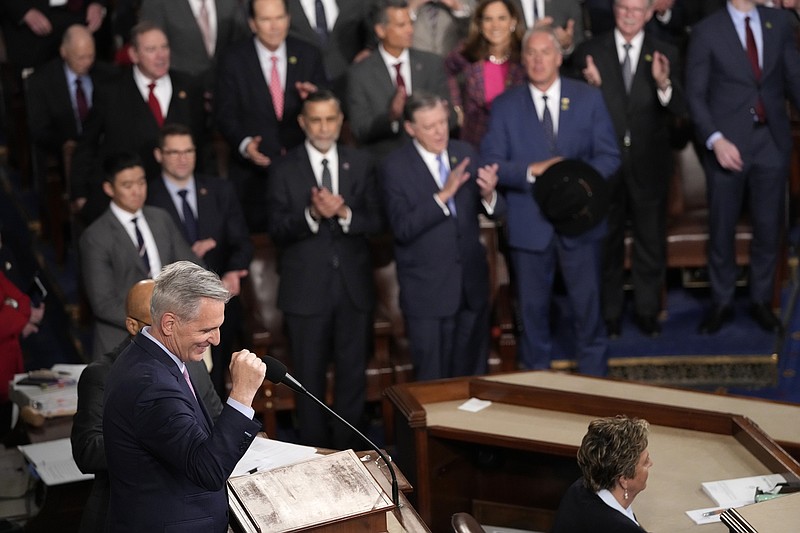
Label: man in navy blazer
xmin=103 ymin=261 xmax=264 ymax=532
xmin=215 ymin=0 xmax=327 ymax=232
xmin=481 ymin=27 xmax=620 ymax=376
xmin=382 ymin=92 xmax=506 ymax=381
xmin=148 ymin=123 xmax=253 ymax=396
xmin=266 ymin=90 xmax=382 ymax=449
xmin=687 ymin=0 xmax=800 ymax=335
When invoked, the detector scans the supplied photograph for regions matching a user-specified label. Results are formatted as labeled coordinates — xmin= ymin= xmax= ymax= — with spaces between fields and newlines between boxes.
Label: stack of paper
xmin=702 ymin=473 xmax=787 ymax=508
xmin=17 ymin=438 xmax=93 ymax=486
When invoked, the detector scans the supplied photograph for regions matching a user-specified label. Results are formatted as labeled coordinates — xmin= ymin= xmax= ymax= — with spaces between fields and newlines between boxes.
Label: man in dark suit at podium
xmin=103 ymin=261 xmax=264 ymax=532
xmin=266 ymin=90 xmax=382 ymax=449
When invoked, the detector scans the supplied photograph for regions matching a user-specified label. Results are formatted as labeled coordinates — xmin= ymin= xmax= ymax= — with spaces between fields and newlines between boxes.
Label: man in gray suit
xmin=409 ymin=0 xmax=475 ymax=57
xmin=79 ymin=152 xmax=198 ymax=359
xmin=138 ymin=0 xmax=250 ymax=93
xmin=347 ymin=0 xmax=453 ymax=160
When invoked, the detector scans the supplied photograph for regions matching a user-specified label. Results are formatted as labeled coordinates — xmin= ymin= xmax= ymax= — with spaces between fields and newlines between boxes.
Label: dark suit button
xmin=749 ymin=107 xmax=756 ymax=116
xmin=331 ymin=256 xmax=340 ymax=269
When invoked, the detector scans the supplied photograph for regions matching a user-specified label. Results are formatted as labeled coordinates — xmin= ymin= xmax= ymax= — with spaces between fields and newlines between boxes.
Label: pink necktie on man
xmin=182 ymin=366 xmax=197 ymax=401
xmin=269 ymin=56 xmax=284 ymax=120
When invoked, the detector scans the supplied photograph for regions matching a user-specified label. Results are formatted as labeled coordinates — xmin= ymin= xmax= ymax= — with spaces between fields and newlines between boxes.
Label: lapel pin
xmin=765 ymin=21 xmax=772 ymax=29
xmin=644 ymin=53 xmax=653 ymax=62
xmin=561 ymin=97 xmax=570 ymax=111
xmin=289 ymin=56 xmax=298 ymax=64
xmin=178 ymin=90 xmax=187 ymax=99
xmin=342 ymin=161 xmax=350 ymax=171
xmin=199 ymin=187 xmax=208 ymax=196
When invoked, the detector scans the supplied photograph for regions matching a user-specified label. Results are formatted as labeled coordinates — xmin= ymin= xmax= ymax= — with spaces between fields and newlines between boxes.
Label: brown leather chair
xmin=451 ymin=512 xmax=485 ymax=533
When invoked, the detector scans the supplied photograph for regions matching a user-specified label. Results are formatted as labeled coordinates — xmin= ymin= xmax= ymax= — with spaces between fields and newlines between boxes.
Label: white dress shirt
xmin=304 ymin=141 xmax=353 ymax=232
xmin=132 ymin=65 xmax=173 ymax=118
xmin=298 ymin=0 xmax=339 ymax=31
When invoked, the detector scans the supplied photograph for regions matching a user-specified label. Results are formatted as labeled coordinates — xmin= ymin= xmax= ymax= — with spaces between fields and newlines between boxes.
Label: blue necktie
xmin=315 ymin=0 xmax=329 ymax=45
xmin=541 ymin=95 xmax=556 ymax=153
xmin=131 ymin=217 xmax=151 ymax=277
xmin=437 ymin=154 xmax=457 ymax=216
xmin=178 ymin=189 xmax=199 ymax=244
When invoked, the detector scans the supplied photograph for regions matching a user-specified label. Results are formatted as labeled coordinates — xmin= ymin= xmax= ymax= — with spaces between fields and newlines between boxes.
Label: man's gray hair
xmin=151 ymin=261 xmax=230 ymax=324
xmin=522 ymin=26 xmax=564 ymax=56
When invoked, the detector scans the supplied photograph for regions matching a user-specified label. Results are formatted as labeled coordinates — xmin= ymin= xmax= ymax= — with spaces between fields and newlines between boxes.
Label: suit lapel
xmin=721 ymin=10 xmax=756 ymax=82
xmin=407 ymin=143 xmax=441 ymax=198
xmin=107 ymin=210 xmax=149 ymax=276
xmin=245 ymin=41 xmax=277 ymax=121
xmin=337 ymin=146 xmax=352 ymax=199
xmin=288 ymin=0 xmax=318 ymax=42
xmin=194 ymin=176 xmax=213 ymax=240
xmin=284 ymin=39 xmax=301 ymax=118
xmin=758 ymin=7 xmax=779 ymax=78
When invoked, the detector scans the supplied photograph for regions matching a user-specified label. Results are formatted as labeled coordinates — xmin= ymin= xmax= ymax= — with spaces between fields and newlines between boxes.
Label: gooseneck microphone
xmin=262 ymin=355 xmax=400 ymax=508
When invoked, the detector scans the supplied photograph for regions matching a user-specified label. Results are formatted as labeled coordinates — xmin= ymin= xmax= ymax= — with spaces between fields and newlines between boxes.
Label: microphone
xmin=262 ymin=355 xmax=400 ymax=508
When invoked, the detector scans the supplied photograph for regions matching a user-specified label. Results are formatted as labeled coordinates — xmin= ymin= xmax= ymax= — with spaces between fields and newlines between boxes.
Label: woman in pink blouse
xmin=445 ymin=0 xmax=526 ymax=148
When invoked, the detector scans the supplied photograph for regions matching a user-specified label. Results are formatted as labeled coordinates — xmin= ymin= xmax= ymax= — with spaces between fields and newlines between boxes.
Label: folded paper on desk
xmin=18 ymin=438 xmax=93 ymax=486
xmin=701 ymin=473 xmax=787 ymax=508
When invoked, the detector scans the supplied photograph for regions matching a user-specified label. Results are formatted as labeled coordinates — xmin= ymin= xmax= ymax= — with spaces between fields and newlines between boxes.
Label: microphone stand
xmin=294 ymin=382 xmax=401 ymax=508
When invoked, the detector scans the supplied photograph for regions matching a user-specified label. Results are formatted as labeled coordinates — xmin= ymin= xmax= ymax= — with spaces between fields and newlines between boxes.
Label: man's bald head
xmin=125 ymin=279 xmax=154 ymax=336
xmin=61 ymin=25 xmax=96 ymax=77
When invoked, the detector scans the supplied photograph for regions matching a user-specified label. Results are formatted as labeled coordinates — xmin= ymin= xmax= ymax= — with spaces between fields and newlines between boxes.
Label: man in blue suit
xmin=382 ymin=92 xmax=506 ymax=381
xmin=687 ymin=0 xmax=800 ymax=334
xmin=481 ymin=27 xmax=620 ymax=376
xmin=103 ymin=261 xmax=264 ymax=532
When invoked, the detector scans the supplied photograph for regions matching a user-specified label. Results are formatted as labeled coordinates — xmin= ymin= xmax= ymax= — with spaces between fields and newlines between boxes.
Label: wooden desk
xmin=386 ymin=372 xmax=800 ymax=533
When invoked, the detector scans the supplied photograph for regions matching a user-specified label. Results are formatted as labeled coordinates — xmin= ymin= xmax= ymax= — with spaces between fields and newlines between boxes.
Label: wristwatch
xmin=4 ymin=297 xmax=19 ymax=309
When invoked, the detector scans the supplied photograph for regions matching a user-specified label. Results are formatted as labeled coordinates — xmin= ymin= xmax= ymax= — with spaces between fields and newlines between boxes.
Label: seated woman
xmin=444 ymin=0 xmax=526 ymax=148
xmin=551 ymin=415 xmax=652 ymax=533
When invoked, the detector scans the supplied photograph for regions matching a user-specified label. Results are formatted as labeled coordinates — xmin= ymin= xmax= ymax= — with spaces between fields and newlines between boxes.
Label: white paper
xmin=230 ymin=436 xmax=317 ymax=478
xmin=701 ymin=473 xmax=786 ymax=508
xmin=686 ymin=506 xmax=726 ymax=525
xmin=17 ymin=438 xmax=93 ymax=486
xmin=458 ymin=397 xmax=492 ymax=412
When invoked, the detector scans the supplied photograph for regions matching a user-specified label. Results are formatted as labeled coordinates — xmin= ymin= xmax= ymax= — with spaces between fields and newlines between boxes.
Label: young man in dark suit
xmin=266 ymin=90 xmax=382 ymax=449
xmin=70 ymin=21 xmax=205 ymax=225
xmin=216 ymin=0 xmax=327 ymax=232
xmin=687 ymin=0 xmax=800 ymax=334
xmin=573 ymin=0 xmax=687 ymax=338
xmin=382 ymin=92 xmax=505 ymax=381
xmin=148 ymin=123 xmax=252 ymax=396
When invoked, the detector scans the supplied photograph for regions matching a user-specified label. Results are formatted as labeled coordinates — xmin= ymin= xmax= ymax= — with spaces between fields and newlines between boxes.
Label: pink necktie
xmin=182 ymin=366 xmax=197 ymax=400
xmin=197 ymin=0 xmax=214 ymax=57
xmin=269 ymin=56 xmax=284 ymax=120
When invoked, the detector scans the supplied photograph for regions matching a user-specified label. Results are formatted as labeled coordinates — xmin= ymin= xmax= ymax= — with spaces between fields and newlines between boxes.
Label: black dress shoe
xmin=750 ymin=303 xmax=783 ymax=334
xmin=634 ymin=314 xmax=661 ymax=337
xmin=605 ymin=318 xmax=621 ymax=339
xmin=698 ymin=305 xmax=734 ymax=334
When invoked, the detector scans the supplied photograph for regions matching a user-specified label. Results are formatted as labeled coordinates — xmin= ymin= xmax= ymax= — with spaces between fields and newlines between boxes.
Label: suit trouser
xmin=284 ymin=273 xmax=370 ymax=450
xmin=602 ymin=154 xmax=668 ymax=320
xmin=511 ymin=239 xmax=608 ymax=376
xmin=405 ymin=298 xmax=490 ymax=382
xmin=706 ymin=124 xmax=786 ymax=307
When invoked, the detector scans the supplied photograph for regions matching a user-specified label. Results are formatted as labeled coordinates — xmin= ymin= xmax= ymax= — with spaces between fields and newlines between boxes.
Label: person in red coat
xmin=1 ymin=271 xmax=44 ymax=432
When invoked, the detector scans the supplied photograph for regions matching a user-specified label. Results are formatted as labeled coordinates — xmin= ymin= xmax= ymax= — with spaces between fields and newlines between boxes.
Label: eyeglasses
xmin=127 ymin=315 xmax=151 ymax=328
xmin=161 ymin=148 xmax=196 ymax=157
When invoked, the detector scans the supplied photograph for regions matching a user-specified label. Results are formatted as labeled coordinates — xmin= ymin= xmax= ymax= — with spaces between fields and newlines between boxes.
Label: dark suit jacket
xmin=103 ymin=332 xmax=260 ymax=532
xmin=70 ymin=68 xmax=205 ymax=220
xmin=215 ymin=36 xmax=328 ymax=165
xmin=79 ymin=205 xmax=199 ymax=358
xmin=346 ymin=47 xmax=452 ymax=160
xmin=551 ymin=479 xmax=648 ymax=533
xmin=71 ymin=337 xmax=222 ymax=533
xmin=381 ymin=140 xmax=506 ymax=318
xmin=266 ymin=144 xmax=382 ymax=315
xmin=686 ymin=6 xmax=800 ymax=160
xmin=138 ymin=0 xmax=250 ymax=91
xmin=1 ymin=0 xmax=107 ymax=69
xmin=509 ymin=0 xmax=585 ymax=47
xmin=572 ymin=32 xmax=686 ymax=193
xmin=146 ymin=174 xmax=253 ymax=275
xmin=480 ymin=78 xmax=620 ymax=252
xmin=288 ymin=0 xmax=369 ymax=95
xmin=26 ymin=57 xmax=117 ymax=153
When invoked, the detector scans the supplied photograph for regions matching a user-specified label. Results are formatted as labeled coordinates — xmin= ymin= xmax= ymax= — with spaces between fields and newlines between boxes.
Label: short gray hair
xmin=151 ymin=261 xmax=230 ymax=324
xmin=522 ymin=25 xmax=564 ymax=56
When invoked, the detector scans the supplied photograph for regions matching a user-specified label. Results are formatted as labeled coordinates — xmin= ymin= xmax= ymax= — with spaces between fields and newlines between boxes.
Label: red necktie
xmin=394 ymin=62 xmax=407 ymax=95
xmin=745 ymin=16 xmax=766 ymax=123
xmin=148 ymin=81 xmax=164 ymax=127
xmin=75 ymin=78 xmax=89 ymax=124
xmin=269 ymin=56 xmax=284 ymax=120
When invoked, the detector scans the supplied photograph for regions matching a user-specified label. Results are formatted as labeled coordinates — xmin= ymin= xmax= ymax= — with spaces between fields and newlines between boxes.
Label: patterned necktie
xmin=541 ymin=95 xmax=556 ymax=152
xmin=197 ymin=0 xmax=214 ymax=57
xmin=315 ymin=0 xmax=329 ymax=45
xmin=321 ymin=158 xmax=332 ymax=191
xmin=436 ymin=154 xmax=457 ymax=216
xmin=621 ymin=43 xmax=633 ymax=94
xmin=75 ymin=77 xmax=89 ymax=125
xmin=147 ymin=81 xmax=164 ymax=127
xmin=182 ymin=366 xmax=197 ymax=401
xmin=269 ymin=56 xmax=284 ymax=120
xmin=132 ymin=217 xmax=151 ymax=277
xmin=745 ymin=16 xmax=766 ymax=123
xmin=177 ymin=189 xmax=199 ymax=244
xmin=394 ymin=62 xmax=407 ymax=95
